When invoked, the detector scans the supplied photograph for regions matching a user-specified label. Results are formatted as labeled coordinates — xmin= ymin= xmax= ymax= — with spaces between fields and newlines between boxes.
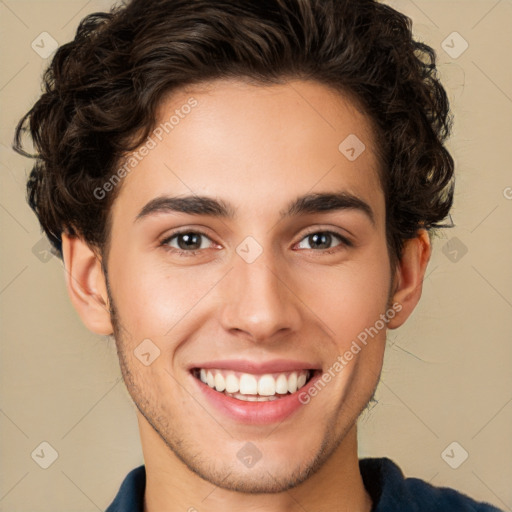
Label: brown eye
xmin=162 ymin=231 xmax=214 ymax=253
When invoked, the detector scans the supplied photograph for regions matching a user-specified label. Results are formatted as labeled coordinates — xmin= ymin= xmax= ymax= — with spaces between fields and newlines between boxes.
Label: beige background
xmin=1 ymin=0 xmax=511 ymax=510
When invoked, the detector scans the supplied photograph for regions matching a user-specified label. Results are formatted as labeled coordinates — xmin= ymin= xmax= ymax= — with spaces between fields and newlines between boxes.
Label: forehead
xmin=111 ymin=79 xmax=384 ymax=226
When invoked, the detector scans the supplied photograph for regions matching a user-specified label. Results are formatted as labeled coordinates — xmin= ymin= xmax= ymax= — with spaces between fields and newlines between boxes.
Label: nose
xmin=218 ymin=247 xmax=302 ymax=343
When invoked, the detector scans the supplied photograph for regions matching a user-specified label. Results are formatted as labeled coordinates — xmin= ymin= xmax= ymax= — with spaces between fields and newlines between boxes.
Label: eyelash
xmin=159 ymin=229 xmax=353 ymax=257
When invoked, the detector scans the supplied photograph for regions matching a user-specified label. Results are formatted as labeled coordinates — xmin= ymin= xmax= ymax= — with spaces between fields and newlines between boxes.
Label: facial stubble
xmin=103 ymin=269 xmax=384 ymax=494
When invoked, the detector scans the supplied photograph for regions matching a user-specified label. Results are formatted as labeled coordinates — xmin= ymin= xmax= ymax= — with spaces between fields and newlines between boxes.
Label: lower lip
xmin=192 ymin=372 xmax=322 ymax=425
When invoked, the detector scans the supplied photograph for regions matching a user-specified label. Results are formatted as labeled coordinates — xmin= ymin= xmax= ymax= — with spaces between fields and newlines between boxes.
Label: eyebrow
xmin=135 ymin=191 xmax=375 ymax=226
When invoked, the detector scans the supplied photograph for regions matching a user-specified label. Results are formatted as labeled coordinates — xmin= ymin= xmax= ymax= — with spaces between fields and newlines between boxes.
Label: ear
xmin=61 ymin=234 xmax=113 ymax=335
xmin=387 ymin=229 xmax=432 ymax=329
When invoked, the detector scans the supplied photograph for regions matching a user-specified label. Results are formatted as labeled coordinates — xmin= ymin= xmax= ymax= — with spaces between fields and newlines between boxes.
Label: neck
xmin=139 ymin=414 xmax=373 ymax=512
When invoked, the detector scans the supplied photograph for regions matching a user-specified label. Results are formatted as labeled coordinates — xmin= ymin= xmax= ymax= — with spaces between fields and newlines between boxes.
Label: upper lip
xmin=189 ymin=359 xmax=321 ymax=374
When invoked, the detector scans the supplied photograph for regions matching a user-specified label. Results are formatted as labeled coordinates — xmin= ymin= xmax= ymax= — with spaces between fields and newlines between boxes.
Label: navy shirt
xmin=106 ymin=457 xmax=504 ymax=511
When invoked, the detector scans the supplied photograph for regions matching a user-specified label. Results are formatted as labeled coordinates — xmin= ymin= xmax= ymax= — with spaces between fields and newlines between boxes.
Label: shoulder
xmin=359 ymin=457 xmax=504 ymax=512
xmin=105 ymin=465 xmax=146 ymax=512
xmin=403 ymin=476 xmax=503 ymax=512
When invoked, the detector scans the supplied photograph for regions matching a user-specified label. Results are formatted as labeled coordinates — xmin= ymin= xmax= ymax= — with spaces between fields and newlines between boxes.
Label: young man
xmin=14 ymin=0 xmax=503 ymax=510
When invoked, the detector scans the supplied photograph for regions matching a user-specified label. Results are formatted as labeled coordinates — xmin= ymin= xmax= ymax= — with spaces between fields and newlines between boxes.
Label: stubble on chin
xmin=103 ymin=275 xmax=380 ymax=494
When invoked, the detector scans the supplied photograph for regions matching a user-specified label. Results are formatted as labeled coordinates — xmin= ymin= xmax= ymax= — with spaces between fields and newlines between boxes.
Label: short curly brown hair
xmin=14 ymin=0 xmax=454 ymax=269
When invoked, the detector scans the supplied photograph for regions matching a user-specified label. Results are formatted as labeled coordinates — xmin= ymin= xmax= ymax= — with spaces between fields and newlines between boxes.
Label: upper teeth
xmin=197 ymin=369 xmax=310 ymax=396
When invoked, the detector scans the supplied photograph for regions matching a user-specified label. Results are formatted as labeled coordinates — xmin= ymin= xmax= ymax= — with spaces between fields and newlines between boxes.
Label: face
xmin=104 ymin=79 xmax=394 ymax=492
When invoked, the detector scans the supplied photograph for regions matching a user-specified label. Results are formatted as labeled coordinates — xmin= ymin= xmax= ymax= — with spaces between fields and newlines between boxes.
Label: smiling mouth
xmin=191 ymin=368 xmax=318 ymax=402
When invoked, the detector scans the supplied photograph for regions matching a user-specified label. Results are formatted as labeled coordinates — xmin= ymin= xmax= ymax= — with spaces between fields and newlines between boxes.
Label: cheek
xmin=300 ymin=254 xmax=391 ymax=342
xmin=109 ymin=254 xmax=222 ymax=344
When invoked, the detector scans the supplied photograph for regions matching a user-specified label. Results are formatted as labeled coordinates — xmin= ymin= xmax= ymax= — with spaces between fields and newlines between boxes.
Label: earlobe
xmin=387 ymin=229 xmax=432 ymax=329
xmin=61 ymin=234 xmax=113 ymax=335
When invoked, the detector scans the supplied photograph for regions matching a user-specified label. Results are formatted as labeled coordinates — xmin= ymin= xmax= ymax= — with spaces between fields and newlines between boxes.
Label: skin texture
xmin=62 ymin=79 xmax=431 ymax=512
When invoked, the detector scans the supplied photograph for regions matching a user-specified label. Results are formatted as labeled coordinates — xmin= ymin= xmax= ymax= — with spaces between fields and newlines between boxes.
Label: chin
xmin=188 ymin=459 xmax=321 ymax=495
